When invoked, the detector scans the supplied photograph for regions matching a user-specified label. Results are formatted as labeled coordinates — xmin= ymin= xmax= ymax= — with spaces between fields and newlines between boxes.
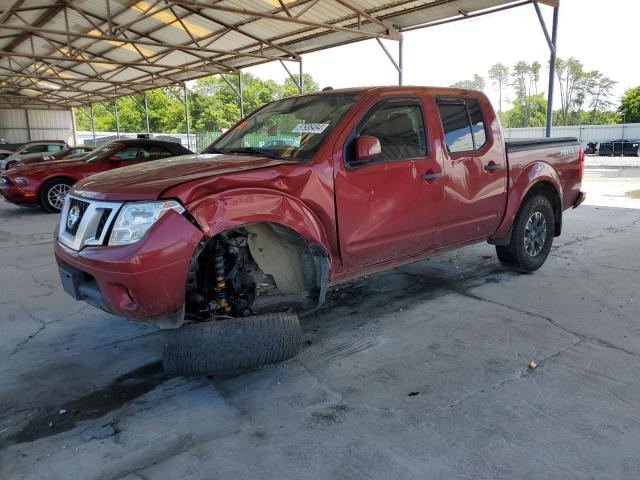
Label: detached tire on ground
xmin=162 ymin=313 xmax=302 ymax=376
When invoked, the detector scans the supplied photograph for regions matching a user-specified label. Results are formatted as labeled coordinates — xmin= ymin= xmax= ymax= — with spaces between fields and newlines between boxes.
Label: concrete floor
xmin=1 ymin=165 xmax=639 ymax=480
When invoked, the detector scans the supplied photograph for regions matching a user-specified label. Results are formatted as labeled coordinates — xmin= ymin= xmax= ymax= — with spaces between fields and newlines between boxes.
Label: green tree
xmin=282 ymin=73 xmax=319 ymax=96
xmin=529 ymin=61 xmax=541 ymax=95
xmin=76 ymin=72 xmax=320 ymax=136
xmin=554 ymin=57 xmax=618 ymax=125
xmin=504 ymin=93 xmax=547 ymax=128
xmin=450 ymin=74 xmax=485 ymax=91
xmin=488 ymin=63 xmax=509 ymax=114
xmin=589 ymin=73 xmax=616 ymax=113
xmin=618 ymin=86 xmax=640 ymax=123
xmin=512 ymin=61 xmax=533 ymax=126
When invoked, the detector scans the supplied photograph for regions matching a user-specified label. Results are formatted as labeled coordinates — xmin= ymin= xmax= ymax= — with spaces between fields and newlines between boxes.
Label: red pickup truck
xmin=54 ymin=87 xmax=585 ymax=374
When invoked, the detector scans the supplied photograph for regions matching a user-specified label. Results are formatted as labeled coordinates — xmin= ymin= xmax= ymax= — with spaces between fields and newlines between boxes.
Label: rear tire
xmin=496 ymin=194 xmax=555 ymax=272
xmin=39 ymin=178 xmax=73 ymax=213
xmin=162 ymin=312 xmax=302 ymax=376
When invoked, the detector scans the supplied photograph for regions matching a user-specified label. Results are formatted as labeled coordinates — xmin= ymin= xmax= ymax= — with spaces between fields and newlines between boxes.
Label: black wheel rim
xmin=524 ymin=211 xmax=547 ymax=256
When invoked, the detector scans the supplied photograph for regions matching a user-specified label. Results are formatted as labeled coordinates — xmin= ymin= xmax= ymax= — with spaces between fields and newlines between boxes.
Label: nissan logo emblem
xmin=67 ymin=205 xmax=81 ymax=230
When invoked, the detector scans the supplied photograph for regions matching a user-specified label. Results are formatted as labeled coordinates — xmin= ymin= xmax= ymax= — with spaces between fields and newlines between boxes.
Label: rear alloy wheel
xmin=496 ymin=194 xmax=555 ymax=272
xmin=5 ymin=161 xmax=17 ymax=170
xmin=40 ymin=179 xmax=73 ymax=213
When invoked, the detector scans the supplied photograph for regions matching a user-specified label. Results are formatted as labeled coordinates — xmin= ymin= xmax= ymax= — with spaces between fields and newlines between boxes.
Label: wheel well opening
xmin=527 ymin=181 xmax=562 ymax=236
xmin=39 ymin=176 xmax=74 ymax=195
xmin=185 ymin=222 xmax=329 ymax=319
xmin=38 ymin=177 xmax=75 ymax=209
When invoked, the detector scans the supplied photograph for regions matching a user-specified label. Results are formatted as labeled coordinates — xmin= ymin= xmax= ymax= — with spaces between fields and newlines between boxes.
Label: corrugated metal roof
xmin=0 ymin=0 xmax=531 ymax=109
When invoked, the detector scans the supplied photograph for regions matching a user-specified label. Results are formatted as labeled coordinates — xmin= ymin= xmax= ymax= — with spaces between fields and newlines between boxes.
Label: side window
xmin=356 ymin=103 xmax=427 ymax=162
xmin=140 ymin=145 xmax=175 ymax=161
xmin=24 ymin=145 xmax=47 ymax=154
xmin=47 ymin=144 xmax=64 ymax=152
xmin=115 ymin=146 xmax=139 ymax=160
xmin=438 ymin=104 xmax=473 ymax=153
xmin=467 ymin=100 xmax=487 ymax=149
xmin=437 ymin=98 xmax=488 ymax=153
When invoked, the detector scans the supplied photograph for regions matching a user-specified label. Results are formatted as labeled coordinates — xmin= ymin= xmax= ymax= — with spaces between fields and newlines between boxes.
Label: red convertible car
xmin=1 ymin=138 xmax=191 ymax=212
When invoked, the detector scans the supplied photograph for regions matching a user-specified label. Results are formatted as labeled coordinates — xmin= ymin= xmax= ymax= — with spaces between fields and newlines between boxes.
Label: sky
xmin=243 ymin=0 xmax=639 ymax=112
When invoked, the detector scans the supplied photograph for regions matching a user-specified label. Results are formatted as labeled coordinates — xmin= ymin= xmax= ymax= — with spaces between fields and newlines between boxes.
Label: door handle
xmin=484 ymin=163 xmax=502 ymax=172
xmin=421 ymin=172 xmax=445 ymax=181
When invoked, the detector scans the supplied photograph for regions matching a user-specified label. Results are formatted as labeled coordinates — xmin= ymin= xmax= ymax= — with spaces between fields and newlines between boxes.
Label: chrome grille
xmin=64 ymin=198 xmax=90 ymax=235
xmin=58 ymin=195 xmax=122 ymax=251
xmin=94 ymin=208 xmax=112 ymax=239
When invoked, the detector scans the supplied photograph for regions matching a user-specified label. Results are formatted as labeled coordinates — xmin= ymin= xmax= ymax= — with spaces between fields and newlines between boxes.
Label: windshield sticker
xmin=292 ymin=123 xmax=329 ymax=134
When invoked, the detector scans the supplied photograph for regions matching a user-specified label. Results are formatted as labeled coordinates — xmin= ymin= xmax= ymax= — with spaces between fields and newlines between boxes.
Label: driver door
xmin=334 ymin=96 xmax=447 ymax=272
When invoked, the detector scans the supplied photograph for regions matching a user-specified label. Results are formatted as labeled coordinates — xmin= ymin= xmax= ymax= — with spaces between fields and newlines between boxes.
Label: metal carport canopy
xmin=0 ymin=0 xmax=558 ymax=111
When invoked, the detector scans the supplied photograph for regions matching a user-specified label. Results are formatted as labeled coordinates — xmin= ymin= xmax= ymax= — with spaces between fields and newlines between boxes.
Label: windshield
xmin=205 ymin=93 xmax=360 ymax=161
xmin=82 ymin=143 xmax=117 ymax=163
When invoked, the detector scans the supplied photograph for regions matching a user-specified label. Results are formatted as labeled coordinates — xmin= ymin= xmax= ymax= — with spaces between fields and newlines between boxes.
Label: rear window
xmin=437 ymin=98 xmax=488 ymax=153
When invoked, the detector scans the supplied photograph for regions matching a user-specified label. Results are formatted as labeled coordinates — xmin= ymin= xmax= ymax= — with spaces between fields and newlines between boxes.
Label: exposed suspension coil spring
xmin=213 ymin=243 xmax=231 ymax=313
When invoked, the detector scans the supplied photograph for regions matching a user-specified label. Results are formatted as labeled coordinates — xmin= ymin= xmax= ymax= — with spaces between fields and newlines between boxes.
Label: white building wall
xmin=76 ymin=131 xmax=196 ymax=150
xmin=0 ymin=109 xmax=73 ymax=144
xmin=504 ymin=123 xmax=640 ymax=148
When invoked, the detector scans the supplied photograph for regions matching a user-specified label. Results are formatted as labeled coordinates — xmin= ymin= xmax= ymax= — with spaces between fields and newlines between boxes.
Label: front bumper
xmin=0 ymin=184 xmax=38 ymax=205
xmin=54 ymin=210 xmax=203 ymax=321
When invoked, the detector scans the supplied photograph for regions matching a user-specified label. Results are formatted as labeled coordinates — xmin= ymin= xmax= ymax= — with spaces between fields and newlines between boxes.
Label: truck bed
xmin=505 ymin=137 xmax=579 ymax=153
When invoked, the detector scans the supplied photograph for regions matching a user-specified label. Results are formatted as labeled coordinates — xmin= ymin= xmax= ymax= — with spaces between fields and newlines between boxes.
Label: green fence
xmin=195 ymin=131 xmax=222 ymax=152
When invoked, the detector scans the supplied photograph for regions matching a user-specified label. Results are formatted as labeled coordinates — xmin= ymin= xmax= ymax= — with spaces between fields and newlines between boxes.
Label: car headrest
xmin=386 ymin=112 xmax=413 ymax=137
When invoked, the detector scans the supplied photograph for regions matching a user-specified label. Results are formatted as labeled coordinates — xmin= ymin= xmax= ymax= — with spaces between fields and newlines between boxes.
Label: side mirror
xmin=355 ymin=135 xmax=382 ymax=163
xmin=108 ymin=155 xmax=123 ymax=162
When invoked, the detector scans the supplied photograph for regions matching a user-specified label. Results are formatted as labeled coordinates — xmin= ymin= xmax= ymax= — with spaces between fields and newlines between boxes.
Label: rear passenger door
xmin=436 ymin=97 xmax=507 ymax=243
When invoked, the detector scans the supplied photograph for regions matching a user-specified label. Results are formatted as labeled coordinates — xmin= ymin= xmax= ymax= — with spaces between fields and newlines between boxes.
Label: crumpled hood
xmin=73 ymin=153 xmax=295 ymax=201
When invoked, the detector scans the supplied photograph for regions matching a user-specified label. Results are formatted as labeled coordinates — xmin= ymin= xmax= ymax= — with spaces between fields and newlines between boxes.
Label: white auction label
xmin=292 ymin=123 xmax=329 ymax=134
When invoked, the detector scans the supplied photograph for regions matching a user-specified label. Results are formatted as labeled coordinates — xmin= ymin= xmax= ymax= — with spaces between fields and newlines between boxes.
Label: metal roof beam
xmin=0 ymin=23 xmax=297 ymax=61
xmin=169 ymin=1 xmax=402 ymax=41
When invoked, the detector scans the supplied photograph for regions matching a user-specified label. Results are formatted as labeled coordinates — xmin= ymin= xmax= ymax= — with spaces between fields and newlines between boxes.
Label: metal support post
xmin=70 ymin=107 xmax=78 ymax=145
xmin=24 ymin=109 xmax=31 ymax=141
xmin=238 ymin=72 xmax=244 ymax=118
xmin=220 ymin=74 xmax=244 ymax=119
xmin=183 ymin=83 xmax=191 ymax=150
xmin=534 ymin=1 xmax=559 ymax=138
xmin=144 ymin=92 xmax=150 ymax=134
xmin=398 ymin=37 xmax=404 ymax=85
xmin=279 ymin=59 xmax=303 ymax=95
xmin=376 ymin=38 xmax=402 ymax=85
xmin=298 ymin=57 xmax=303 ymax=94
xmin=114 ymin=99 xmax=120 ymax=138
xmin=90 ymin=103 xmax=96 ymax=146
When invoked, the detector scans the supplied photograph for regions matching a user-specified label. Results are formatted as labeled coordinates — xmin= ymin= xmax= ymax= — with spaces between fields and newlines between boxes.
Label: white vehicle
xmin=1 ymin=140 xmax=67 ymax=170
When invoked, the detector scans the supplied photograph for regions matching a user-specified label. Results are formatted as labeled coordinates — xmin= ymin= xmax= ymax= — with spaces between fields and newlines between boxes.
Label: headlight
xmin=14 ymin=177 xmax=29 ymax=186
xmin=109 ymin=200 xmax=185 ymax=246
